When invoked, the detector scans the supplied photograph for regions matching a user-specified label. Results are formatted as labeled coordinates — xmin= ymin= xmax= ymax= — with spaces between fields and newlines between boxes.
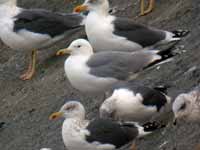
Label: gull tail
xmin=154 ymin=85 xmax=171 ymax=95
xmin=144 ymin=47 xmax=174 ymax=69
xmin=121 ymin=121 xmax=165 ymax=138
xmin=172 ymin=30 xmax=190 ymax=38
xmin=137 ymin=121 xmax=165 ymax=137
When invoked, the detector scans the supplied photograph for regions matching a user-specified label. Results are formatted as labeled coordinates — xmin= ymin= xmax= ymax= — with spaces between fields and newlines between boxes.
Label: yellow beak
xmin=73 ymin=4 xmax=88 ymax=13
xmin=49 ymin=112 xmax=63 ymax=120
xmin=56 ymin=48 xmax=72 ymax=56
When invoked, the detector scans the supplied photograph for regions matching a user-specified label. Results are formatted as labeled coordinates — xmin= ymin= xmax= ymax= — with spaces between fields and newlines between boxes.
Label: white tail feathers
xmin=40 ymin=148 xmax=52 ymax=150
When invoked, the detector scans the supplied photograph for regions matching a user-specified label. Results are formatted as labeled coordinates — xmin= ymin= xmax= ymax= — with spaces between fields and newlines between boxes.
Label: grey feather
xmin=14 ymin=9 xmax=85 ymax=37
xmin=87 ymin=51 xmax=161 ymax=80
xmin=113 ymin=17 xmax=166 ymax=47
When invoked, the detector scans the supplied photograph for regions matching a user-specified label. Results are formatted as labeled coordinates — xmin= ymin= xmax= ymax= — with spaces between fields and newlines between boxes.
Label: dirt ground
xmin=0 ymin=0 xmax=200 ymax=150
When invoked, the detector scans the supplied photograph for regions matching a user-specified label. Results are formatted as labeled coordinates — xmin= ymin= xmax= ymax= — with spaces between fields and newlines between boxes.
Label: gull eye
xmin=89 ymin=0 xmax=95 ymax=3
xmin=77 ymin=45 xmax=81 ymax=48
xmin=65 ymin=104 xmax=76 ymax=111
xmin=179 ymin=103 xmax=186 ymax=110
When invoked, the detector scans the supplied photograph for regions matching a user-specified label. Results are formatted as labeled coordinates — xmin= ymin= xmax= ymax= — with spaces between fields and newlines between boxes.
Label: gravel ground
xmin=0 ymin=0 xmax=200 ymax=150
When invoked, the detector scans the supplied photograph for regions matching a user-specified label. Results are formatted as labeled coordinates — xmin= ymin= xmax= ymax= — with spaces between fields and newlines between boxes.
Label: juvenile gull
xmin=0 ymin=0 xmax=85 ymax=80
xmin=74 ymin=0 xmax=188 ymax=52
xmin=56 ymin=39 xmax=171 ymax=93
xmin=100 ymin=82 xmax=172 ymax=124
xmin=173 ymin=86 xmax=200 ymax=123
xmin=49 ymin=101 xmax=163 ymax=150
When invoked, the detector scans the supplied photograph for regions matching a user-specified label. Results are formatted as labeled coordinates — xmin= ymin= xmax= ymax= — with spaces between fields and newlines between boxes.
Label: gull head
xmin=74 ymin=0 xmax=109 ymax=15
xmin=173 ymin=91 xmax=199 ymax=123
xmin=56 ymin=39 xmax=94 ymax=56
xmin=49 ymin=101 xmax=86 ymax=121
xmin=100 ymin=97 xmax=116 ymax=119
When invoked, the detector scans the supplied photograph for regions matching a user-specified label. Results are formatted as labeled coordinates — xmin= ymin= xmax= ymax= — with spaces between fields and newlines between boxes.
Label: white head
xmin=0 ymin=0 xmax=16 ymax=6
xmin=56 ymin=39 xmax=94 ymax=56
xmin=100 ymin=95 xmax=116 ymax=119
xmin=49 ymin=101 xmax=86 ymax=121
xmin=100 ymin=88 xmax=133 ymax=119
xmin=173 ymin=91 xmax=199 ymax=122
xmin=100 ymin=88 xmax=143 ymax=120
xmin=74 ymin=0 xmax=110 ymax=15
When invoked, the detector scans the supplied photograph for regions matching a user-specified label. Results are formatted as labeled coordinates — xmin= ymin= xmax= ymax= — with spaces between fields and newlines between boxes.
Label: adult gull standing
xmin=0 ymin=0 xmax=85 ymax=80
xmin=56 ymin=39 xmax=171 ymax=93
xmin=73 ymin=0 xmax=188 ymax=52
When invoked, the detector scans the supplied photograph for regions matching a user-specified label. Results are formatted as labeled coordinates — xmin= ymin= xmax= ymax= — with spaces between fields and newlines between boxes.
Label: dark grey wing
xmin=113 ymin=17 xmax=166 ymax=47
xmin=87 ymin=51 xmax=161 ymax=80
xmin=134 ymin=86 xmax=168 ymax=111
xmin=13 ymin=9 xmax=84 ymax=37
xmin=85 ymin=119 xmax=138 ymax=148
xmin=115 ymin=82 xmax=168 ymax=111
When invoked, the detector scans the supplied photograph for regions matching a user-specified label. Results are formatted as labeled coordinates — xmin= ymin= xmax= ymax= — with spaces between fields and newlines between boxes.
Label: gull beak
xmin=49 ymin=112 xmax=63 ymax=120
xmin=73 ymin=4 xmax=89 ymax=13
xmin=56 ymin=48 xmax=72 ymax=56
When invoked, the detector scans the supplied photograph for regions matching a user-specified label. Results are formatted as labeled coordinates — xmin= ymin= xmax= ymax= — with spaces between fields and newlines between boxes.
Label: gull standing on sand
xmin=0 ymin=0 xmax=86 ymax=80
xmin=49 ymin=101 xmax=163 ymax=150
xmin=73 ymin=0 xmax=188 ymax=52
xmin=56 ymin=39 xmax=171 ymax=93
xmin=100 ymin=82 xmax=172 ymax=124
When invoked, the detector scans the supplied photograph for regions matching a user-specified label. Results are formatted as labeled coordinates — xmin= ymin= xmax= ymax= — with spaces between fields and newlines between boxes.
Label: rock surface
xmin=0 ymin=0 xmax=200 ymax=150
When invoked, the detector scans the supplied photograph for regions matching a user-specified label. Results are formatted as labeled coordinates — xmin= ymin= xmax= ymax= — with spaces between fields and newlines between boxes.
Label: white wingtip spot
xmin=40 ymin=148 xmax=52 ymax=150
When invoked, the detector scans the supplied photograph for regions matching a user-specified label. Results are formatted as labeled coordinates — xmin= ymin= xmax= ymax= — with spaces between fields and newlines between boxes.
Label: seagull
xmin=49 ymin=101 xmax=163 ymax=150
xmin=173 ymin=86 xmax=200 ymax=123
xmin=100 ymin=82 xmax=172 ymax=124
xmin=0 ymin=0 xmax=86 ymax=80
xmin=73 ymin=0 xmax=188 ymax=52
xmin=140 ymin=0 xmax=155 ymax=16
xmin=56 ymin=39 xmax=173 ymax=93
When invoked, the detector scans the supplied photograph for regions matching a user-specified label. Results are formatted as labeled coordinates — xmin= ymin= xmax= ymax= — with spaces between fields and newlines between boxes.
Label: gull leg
xmin=140 ymin=0 xmax=145 ymax=16
xmin=130 ymin=142 xmax=137 ymax=150
xmin=195 ymin=144 xmax=200 ymax=150
xmin=20 ymin=49 xmax=37 ymax=80
xmin=143 ymin=0 xmax=155 ymax=15
xmin=20 ymin=55 xmax=33 ymax=79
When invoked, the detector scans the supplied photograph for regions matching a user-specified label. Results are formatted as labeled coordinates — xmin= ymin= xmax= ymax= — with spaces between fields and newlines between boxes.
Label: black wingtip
xmin=142 ymin=121 xmax=166 ymax=132
xmin=0 ymin=122 xmax=5 ymax=129
xmin=172 ymin=29 xmax=190 ymax=38
xmin=154 ymin=85 xmax=170 ymax=94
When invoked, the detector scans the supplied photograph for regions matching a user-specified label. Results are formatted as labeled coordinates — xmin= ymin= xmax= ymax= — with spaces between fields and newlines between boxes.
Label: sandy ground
xmin=0 ymin=0 xmax=200 ymax=150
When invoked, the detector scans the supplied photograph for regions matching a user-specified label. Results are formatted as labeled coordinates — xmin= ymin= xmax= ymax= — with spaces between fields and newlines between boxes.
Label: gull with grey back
xmin=56 ymin=39 xmax=172 ymax=94
xmin=73 ymin=0 xmax=188 ymax=52
xmin=0 ymin=0 xmax=86 ymax=80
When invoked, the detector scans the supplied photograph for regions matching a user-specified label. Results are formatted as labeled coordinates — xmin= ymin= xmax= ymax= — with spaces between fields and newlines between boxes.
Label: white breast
xmin=114 ymin=89 xmax=157 ymax=122
xmin=0 ymin=6 xmax=62 ymax=51
xmin=62 ymin=119 xmax=115 ymax=150
xmin=65 ymin=55 xmax=117 ymax=93
xmin=85 ymin=12 xmax=142 ymax=52
xmin=62 ymin=119 xmax=91 ymax=150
